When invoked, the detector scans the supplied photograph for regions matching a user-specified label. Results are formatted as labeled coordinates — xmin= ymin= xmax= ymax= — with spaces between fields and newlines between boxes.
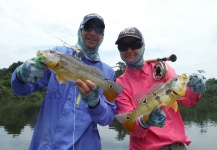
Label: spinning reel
xmin=146 ymin=54 xmax=177 ymax=80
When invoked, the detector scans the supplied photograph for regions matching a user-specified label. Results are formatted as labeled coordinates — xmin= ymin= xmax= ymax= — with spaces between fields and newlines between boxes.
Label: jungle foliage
xmin=0 ymin=61 xmax=217 ymax=135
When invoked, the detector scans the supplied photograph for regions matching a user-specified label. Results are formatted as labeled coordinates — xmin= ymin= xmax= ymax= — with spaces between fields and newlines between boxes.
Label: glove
xmin=16 ymin=58 xmax=45 ymax=84
xmin=139 ymin=107 xmax=166 ymax=128
xmin=80 ymin=85 xmax=100 ymax=108
xmin=187 ymin=73 xmax=206 ymax=94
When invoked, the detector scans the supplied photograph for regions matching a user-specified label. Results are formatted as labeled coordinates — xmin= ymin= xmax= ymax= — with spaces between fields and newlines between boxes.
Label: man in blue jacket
xmin=11 ymin=13 xmax=117 ymax=150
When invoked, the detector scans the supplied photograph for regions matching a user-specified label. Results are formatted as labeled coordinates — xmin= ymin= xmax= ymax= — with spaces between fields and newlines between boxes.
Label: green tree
xmin=114 ymin=61 xmax=126 ymax=78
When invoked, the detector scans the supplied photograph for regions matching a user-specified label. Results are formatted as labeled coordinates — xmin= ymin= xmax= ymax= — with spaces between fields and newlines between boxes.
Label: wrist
xmin=88 ymin=99 xmax=100 ymax=109
xmin=16 ymin=65 xmax=25 ymax=83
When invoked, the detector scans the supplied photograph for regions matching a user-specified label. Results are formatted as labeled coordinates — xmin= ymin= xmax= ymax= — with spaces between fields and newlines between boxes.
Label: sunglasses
xmin=118 ymin=41 xmax=143 ymax=52
xmin=81 ymin=24 xmax=104 ymax=34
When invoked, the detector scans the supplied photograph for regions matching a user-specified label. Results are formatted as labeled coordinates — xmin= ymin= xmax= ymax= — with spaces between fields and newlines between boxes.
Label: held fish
xmin=116 ymin=74 xmax=189 ymax=132
xmin=36 ymin=50 xmax=124 ymax=102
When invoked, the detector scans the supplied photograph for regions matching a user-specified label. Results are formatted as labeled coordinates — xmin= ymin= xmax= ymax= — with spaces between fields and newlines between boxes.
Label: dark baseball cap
xmin=115 ymin=27 xmax=143 ymax=44
xmin=81 ymin=13 xmax=105 ymax=28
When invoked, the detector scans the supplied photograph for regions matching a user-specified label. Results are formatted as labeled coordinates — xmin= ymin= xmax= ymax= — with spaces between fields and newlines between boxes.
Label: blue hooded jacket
xmin=11 ymin=46 xmax=117 ymax=150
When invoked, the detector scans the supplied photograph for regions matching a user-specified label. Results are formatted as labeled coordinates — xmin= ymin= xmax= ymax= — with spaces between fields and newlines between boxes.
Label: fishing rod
xmin=145 ymin=54 xmax=177 ymax=80
xmin=146 ymin=54 xmax=177 ymax=64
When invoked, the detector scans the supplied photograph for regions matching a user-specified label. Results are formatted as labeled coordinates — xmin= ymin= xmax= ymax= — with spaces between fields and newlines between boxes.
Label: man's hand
xmin=16 ymin=58 xmax=45 ymax=84
xmin=76 ymin=79 xmax=100 ymax=108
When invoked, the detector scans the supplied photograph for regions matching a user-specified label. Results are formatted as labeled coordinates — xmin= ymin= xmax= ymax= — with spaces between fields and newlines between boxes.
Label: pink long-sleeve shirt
xmin=116 ymin=62 xmax=201 ymax=150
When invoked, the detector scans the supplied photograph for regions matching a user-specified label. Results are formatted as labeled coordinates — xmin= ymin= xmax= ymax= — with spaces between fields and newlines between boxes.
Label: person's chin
xmin=126 ymin=57 xmax=134 ymax=61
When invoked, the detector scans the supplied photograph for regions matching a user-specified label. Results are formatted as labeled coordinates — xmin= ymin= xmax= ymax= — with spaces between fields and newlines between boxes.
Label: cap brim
xmin=115 ymin=36 xmax=142 ymax=45
xmin=83 ymin=18 xmax=105 ymax=28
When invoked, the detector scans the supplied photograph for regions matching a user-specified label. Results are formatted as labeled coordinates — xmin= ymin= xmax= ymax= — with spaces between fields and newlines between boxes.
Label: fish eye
xmin=126 ymin=116 xmax=130 ymax=120
xmin=109 ymin=84 xmax=113 ymax=89
xmin=143 ymin=99 xmax=147 ymax=104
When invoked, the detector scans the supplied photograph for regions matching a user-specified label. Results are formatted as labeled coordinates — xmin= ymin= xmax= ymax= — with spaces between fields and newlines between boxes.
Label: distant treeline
xmin=0 ymin=62 xmax=46 ymax=105
xmin=0 ymin=61 xmax=217 ymax=105
xmin=1 ymin=61 xmax=217 ymax=135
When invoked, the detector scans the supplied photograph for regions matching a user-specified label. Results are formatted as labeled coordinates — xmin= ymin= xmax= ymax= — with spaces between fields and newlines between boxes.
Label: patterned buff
xmin=120 ymin=45 xmax=145 ymax=70
xmin=75 ymin=28 xmax=103 ymax=62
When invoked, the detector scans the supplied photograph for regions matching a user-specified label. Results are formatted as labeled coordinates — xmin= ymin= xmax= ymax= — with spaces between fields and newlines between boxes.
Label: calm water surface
xmin=0 ymin=121 xmax=217 ymax=150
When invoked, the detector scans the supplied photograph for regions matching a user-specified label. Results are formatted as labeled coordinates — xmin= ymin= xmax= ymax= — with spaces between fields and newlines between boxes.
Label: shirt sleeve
xmin=11 ymin=68 xmax=49 ymax=95
xmin=178 ymin=87 xmax=201 ymax=107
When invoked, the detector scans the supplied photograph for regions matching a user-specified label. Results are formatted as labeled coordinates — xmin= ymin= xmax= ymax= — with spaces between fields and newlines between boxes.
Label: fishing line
xmin=74 ymin=57 xmax=83 ymax=108
xmin=72 ymin=88 xmax=77 ymax=150
xmin=73 ymin=88 xmax=81 ymax=150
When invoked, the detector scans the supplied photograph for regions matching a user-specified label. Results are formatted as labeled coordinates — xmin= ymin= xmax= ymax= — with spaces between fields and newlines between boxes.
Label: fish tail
xmin=103 ymin=90 xmax=117 ymax=102
xmin=104 ymin=81 xmax=124 ymax=102
xmin=123 ymin=119 xmax=136 ymax=132
xmin=116 ymin=113 xmax=136 ymax=132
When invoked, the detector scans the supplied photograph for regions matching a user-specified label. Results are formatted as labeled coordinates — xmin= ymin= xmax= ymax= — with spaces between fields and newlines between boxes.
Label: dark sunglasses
xmin=118 ymin=41 xmax=143 ymax=52
xmin=81 ymin=24 xmax=104 ymax=34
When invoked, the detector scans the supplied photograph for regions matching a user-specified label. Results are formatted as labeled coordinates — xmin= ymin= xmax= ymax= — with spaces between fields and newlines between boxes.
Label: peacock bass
xmin=116 ymin=74 xmax=189 ymax=132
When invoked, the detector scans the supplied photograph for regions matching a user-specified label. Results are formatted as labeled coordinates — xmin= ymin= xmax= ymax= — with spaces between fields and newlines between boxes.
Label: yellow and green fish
xmin=36 ymin=50 xmax=124 ymax=102
xmin=116 ymin=74 xmax=189 ymax=132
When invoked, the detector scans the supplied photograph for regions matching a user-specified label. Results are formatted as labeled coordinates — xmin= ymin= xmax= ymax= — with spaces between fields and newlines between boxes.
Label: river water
xmin=0 ymin=121 xmax=216 ymax=150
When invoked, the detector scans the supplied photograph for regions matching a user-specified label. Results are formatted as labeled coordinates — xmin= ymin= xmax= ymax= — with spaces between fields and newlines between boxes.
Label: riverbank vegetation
xmin=0 ymin=62 xmax=217 ymax=135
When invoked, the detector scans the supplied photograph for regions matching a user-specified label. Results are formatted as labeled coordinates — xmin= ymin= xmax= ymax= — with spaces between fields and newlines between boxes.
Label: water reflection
xmin=109 ymin=119 xmax=129 ymax=141
xmin=0 ymin=102 xmax=39 ymax=136
xmin=0 ymin=99 xmax=217 ymax=149
xmin=1 ymin=102 xmax=217 ymax=138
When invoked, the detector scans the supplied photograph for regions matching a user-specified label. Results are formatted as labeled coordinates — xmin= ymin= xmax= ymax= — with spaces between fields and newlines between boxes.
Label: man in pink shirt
xmin=115 ymin=27 xmax=206 ymax=150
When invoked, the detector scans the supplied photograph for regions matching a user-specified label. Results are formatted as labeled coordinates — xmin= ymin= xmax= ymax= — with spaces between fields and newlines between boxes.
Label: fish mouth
xmin=40 ymin=62 xmax=47 ymax=67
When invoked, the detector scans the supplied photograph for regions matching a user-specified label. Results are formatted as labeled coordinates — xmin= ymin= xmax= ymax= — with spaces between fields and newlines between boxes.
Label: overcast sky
xmin=0 ymin=0 xmax=216 ymax=79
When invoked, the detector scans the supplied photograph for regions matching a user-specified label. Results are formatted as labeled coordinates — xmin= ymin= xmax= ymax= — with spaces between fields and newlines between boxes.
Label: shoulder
xmin=100 ymin=61 xmax=114 ymax=72
xmin=53 ymin=46 xmax=75 ymax=55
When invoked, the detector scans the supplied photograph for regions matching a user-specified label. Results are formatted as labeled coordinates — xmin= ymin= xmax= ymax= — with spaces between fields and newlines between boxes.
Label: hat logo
xmin=120 ymin=27 xmax=136 ymax=35
xmin=87 ymin=13 xmax=103 ymax=20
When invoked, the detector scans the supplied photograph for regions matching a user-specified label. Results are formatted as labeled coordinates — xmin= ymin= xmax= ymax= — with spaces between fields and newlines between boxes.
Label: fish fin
xmin=177 ymin=97 xmax=187 ymax=101
xmin=89 ymin=66 xmax=105 ymax=77
xmin=133 ymin=82 xmax=164 ymax=104
xmin=116 ymin=113 xmax=136 ymax=132
xmin=147 ymin=82 xmax=164 ymax=94
xmin=166 ymin=101 xmax=178 ymax=112
xmin=142 ymin=114 xmax=150 ymax=122
xmin=56 ymin=74 xmax=68 ymax=85
xmin=73 ymin=57 xmax=105 ymax=77
xmin=70 ymin=55 xmax=105 ymax=76
xmin=103 ymin=81 xmax=124 ymax=102
xmin=124 ymin=120 xmax=136 ymax=132
xmin=115 ymin=113 xmax=128 ymax=124
xmin=133 ymin=93 xmax=148 ymax=104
